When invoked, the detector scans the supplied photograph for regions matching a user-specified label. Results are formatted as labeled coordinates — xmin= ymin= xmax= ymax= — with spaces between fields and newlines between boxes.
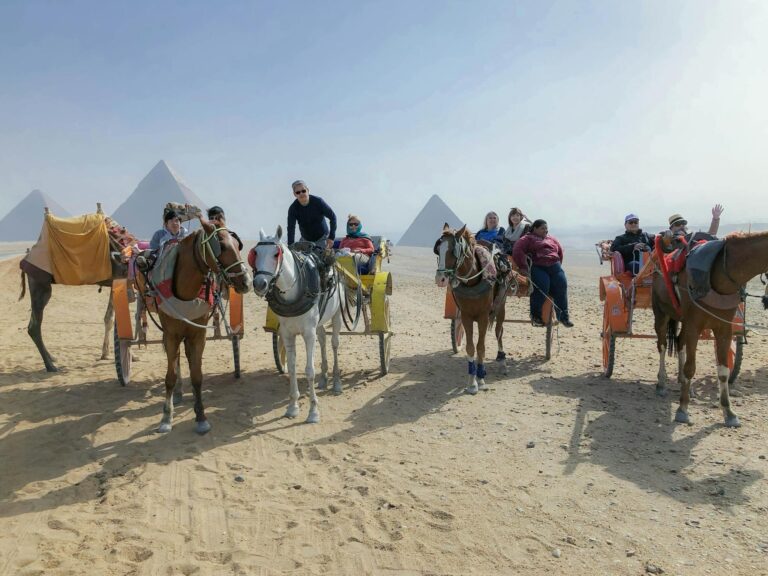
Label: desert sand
xmin=1 ymin=245 xmax=767 ymax=576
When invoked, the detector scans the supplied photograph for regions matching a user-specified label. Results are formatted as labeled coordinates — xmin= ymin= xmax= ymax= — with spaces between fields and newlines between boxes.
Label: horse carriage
xmin=263 ymin=235 xmax=393 ymax=375
xmin=443 ymin=249 xmax=556 ymax=360
xmin=596 ymin=239 xmax=745 ymax=382
xmin=112 ymin=205 xmax=247 ymax=386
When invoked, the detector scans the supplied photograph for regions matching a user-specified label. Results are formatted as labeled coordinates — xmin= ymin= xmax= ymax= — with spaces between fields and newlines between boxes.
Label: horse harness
xmin=254 ymin=242 xmax=337 ymax=318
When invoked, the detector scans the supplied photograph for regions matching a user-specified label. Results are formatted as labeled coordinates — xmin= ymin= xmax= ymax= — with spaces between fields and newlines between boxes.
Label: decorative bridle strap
xmin=197 ymin=226 xmax=248 ymax=282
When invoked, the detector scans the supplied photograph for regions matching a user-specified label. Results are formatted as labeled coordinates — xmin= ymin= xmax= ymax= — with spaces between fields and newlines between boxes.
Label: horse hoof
xmin=306 ymin=412 xmax=320 ymax=424
xmin=724 ymin=415 xmax=741 ymax=428
xmin=674 ymin=409 xmax=690 ymax=424
xmin=316 ymin=375 xmax=328 ymax=390
xmin=196 ymin=420 xmax=211 ymax=435
xmin=465 ymin=386 xmax=478 ymax=395
xmin=495 ymin=351 xmax=506 ymax=362
xmin=46 ymin=365 xmax=59 ymax=373
xmin=477 ymin=380 xmax=488 ymax=391
xmin=655 ymin=387 xmax=668 ymax=398
xmin=157 ymin=422 xmax=172 ymax=433
xmin=332 ymin=382 xmax=342 ymax=395
xmin=285 ymin=406 xmax=300 ymax=419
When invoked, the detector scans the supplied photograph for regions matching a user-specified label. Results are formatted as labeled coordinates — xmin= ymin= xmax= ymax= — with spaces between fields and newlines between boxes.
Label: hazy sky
xmin=1 ymin=0 xmax=767 ymax=239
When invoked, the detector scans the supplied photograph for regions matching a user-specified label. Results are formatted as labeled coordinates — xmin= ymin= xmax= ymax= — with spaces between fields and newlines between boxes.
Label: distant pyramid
xmin=0 ymin=189 xmax=71 ymax=241
xmin=111 ymin=160 xmax=207 ymax=239
xmin=398 ymin=194 xmax=463 ymax=247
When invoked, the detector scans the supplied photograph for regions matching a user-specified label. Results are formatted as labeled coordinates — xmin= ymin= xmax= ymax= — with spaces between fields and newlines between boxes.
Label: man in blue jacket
xmin=287 ymin=180 xmax=337 ymax=250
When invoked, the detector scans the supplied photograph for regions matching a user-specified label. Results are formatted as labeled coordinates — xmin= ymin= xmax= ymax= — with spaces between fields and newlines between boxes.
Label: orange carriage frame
xmin=596 ymin=243 xmax=745 ymax=382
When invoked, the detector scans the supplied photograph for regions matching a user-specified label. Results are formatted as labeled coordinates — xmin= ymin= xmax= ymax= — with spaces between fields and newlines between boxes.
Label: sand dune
xmin=1 ymin=247 xmax=767 ymax=575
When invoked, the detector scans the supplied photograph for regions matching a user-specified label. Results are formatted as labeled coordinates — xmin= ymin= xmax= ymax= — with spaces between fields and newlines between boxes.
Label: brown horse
xmin=653 ymin=231 xmax=768 ymax=427
xmin=149 ymin=220 xmax=251 ymax=434
xmin=435 ymin=224 xmax=507 ymax=394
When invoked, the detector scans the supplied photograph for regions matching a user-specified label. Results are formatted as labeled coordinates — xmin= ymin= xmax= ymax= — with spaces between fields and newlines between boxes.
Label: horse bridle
xmin=251 ymin=240 xmax=291 ymax=295
xmin=196 ymin=226 xmax=249 ymax=286
xmin=435 ymin=234 xmax=484 ymax=283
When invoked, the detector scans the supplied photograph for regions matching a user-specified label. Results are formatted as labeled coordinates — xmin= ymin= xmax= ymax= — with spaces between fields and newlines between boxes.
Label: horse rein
xmin=196 ymin=226 xmax=249 ymax=286
xmin=436 ymin=235 xmax=485 ymax=284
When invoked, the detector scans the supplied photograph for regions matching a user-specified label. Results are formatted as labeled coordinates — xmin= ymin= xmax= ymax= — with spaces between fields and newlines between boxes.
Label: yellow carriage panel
xmin=370 ymin=271 xmax=392 ymax=333
xmin=112 ymin=278 xmax=133 ymax=339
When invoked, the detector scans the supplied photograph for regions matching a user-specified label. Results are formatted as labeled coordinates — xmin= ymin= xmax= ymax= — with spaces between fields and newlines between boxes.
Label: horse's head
xmin=434 ymin=223 xmax=468 ymax=288
xmin=199 ymin=219 xmax=252 ymax=294
xmin=250 ymin=225 xmax=285 ymax=297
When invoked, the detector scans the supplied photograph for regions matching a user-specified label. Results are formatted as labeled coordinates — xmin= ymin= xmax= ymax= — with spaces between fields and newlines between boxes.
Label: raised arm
xmin=708 ymin=203 xmax=723 ymax=235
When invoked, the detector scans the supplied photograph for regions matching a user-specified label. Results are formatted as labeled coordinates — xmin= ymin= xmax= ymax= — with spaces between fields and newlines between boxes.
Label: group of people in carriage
xmin=469 ymin=207 xmax=573 ymax=328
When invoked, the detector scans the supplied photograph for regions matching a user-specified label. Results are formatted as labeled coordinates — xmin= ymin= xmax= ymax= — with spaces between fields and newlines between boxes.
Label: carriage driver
xmin=287 ymin=180 xmax=337 ymax=251
xmin=610 ymin=213 xmax=654 ymax=275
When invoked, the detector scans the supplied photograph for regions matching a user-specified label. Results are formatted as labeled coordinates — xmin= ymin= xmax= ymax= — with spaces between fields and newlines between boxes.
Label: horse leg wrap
xmin=467 ymin=360 xmax=477 ymax=376
xmin=476 ymin=364 xmax=486 ymax=379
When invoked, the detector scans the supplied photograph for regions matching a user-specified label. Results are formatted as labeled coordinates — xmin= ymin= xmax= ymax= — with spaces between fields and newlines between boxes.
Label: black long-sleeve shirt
xmin=287 ymin=195 xmax=337 ymax=244
xmin=610 ymin=229 xmax=655 ymax=266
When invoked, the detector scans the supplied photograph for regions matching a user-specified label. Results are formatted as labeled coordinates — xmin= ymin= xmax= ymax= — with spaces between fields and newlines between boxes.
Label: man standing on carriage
xmin=287 ymin=180 xmax=337 ymax=250
xmin=287 ymin=179 xmax=338 ymax=286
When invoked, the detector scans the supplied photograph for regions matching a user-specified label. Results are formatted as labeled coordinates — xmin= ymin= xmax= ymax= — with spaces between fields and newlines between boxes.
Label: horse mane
xmin=725 ymin=229 xmax=768 ymax=243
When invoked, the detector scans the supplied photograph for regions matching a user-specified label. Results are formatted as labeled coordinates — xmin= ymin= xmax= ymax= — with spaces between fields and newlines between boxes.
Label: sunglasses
xmin=627 ymin=219 xmax=639 ymax=224
xmin=294 ymin=189 xmax=308 ymax=195
xmin=672 ymin=221 xmax=687 ymax=227
xmin=348 ymin=222 xmax=360 ymax=227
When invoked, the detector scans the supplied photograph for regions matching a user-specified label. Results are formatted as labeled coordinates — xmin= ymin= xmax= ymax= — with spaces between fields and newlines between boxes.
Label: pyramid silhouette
xmin=398 ymin=194 xmax=463 ymax=247
xmin=111 ymin=160 xmax=207 ymax=239
xmin=0 ymin=189 xmax=71 ymax=241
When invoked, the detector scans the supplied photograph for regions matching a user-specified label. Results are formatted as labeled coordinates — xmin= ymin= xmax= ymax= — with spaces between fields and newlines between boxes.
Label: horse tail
xmin=19 ymin=269 xmax=27 ymax=301
xmin=666 ymin=318 xmax=679 ymax=357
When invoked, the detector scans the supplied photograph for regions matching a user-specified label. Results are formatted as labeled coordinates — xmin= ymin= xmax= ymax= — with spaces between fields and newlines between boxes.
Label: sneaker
xmin=531 ymin=316 xmax=545 ymax=327
xmin=560 ymin=318 xmax=574 ymax=328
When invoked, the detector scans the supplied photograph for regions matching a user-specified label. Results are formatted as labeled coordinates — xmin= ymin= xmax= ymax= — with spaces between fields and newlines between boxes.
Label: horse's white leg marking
xmin=718 ymin=364 xmax=740 ymax=427
xmin=304 ymin=328 xmax=320 ymax=423
xmin=655 ymin=344 xmax=668 ymax=397
xmin=331 ymin=304 xmax=342 ymax=395
xmin=316 ymin=324 xmax=328 ymax=390
xmin=285 ymin=332 xmax=300 ymax=419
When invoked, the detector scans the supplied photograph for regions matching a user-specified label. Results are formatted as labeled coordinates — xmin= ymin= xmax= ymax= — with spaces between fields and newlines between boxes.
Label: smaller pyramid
xmin=0 ymin=190 xmax=71 ymax=241
xmin=111 ymin=160 xmax=207 ymax=239
xmin=398 ymin=194 xmax=463 ymax=247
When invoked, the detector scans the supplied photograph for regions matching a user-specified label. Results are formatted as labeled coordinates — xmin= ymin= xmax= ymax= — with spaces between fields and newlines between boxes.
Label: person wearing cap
xmin=287 ymin=180 xmax=337 ymax=250
xmin=610 ymin=213 xmax=655 ymax=275
xmin=668 ymin=204 xmax=724 ymax=238
xmin=149 ymin=208 xmax=189 ymax=251
xmin=207 ymin=205 xmax=243 ymax=251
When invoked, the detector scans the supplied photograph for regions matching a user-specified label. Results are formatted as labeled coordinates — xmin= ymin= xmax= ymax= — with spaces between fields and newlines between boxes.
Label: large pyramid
xmin=111 ymin=160 xmax=207 ymax=239
xmin=0 ymin=189 xmax=71 ymax=241
xmin=398 ymin=194 xmax=463 ymax=247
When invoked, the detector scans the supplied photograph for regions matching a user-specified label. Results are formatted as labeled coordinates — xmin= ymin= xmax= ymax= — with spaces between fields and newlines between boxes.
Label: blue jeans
xmin=530 ymin=262 xmax=569 ymax=321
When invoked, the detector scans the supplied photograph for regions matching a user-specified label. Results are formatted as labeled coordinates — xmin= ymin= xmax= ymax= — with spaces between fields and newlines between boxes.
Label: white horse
xmin=250 ymin=226 xmax=344 ymax=424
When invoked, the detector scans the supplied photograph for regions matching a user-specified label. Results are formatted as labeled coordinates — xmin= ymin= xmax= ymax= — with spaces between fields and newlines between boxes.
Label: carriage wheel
xmin=113 ymin=322 xmax=132 ymax=386
xmin=379 ymin=332 xmax=392 ymax=375
xmin=728 ymin=335 xmax=744 ymax=384
xmin=451 ymin=316 xmax=464 ymax=354
xmin=272 ymin=332 xmax=287 ymax=374
xmin=602 ymin=329 xmax=616 ymax=378
xmin=232 ymin=335 xmax=241 ymax=379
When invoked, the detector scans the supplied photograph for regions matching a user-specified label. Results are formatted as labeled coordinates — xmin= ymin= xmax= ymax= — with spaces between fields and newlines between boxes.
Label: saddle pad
xmin=44 ymin=213 xmax=111 ymax=285
xmin=149 ymin=241 xmax=212 ymax=321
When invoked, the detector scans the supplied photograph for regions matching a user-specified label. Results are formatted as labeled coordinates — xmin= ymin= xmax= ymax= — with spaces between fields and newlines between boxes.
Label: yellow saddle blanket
xmin=26 ymin=213 xmax=111 ymax=285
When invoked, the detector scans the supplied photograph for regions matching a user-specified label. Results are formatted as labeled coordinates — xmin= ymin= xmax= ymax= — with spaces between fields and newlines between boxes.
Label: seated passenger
xmin=668 ymin=203 xmax=723 ymax=242
xmin=475 ymin=211 xmax=504 ymax=249
xmin=338 ymin=214 xmax=375 ymax=267
xmin=150 ymin=208 xmax=188 ymax=251
xmin=610 ymin=213 xmax=654 ymax=275
xmin=502 ymin=207 xmax=532 ymax=255
xmin=512 ymin=219 xmax=573 ymax=328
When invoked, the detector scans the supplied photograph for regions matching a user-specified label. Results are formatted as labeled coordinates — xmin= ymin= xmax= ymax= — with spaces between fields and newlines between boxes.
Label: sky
xmin=1 ymin=0 xmax=767 ymax=240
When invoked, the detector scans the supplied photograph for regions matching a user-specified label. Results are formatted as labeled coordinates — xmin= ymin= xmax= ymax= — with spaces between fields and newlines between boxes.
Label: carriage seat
xmin=333 ymin=235 xmax=385 ymax=275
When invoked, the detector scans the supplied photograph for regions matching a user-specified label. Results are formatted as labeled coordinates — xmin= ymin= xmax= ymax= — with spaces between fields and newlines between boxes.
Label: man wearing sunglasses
xmin=610 ymin=213 xmax=655 ymax=275
xmin=287 ymin=180 xmax=337 ymax=251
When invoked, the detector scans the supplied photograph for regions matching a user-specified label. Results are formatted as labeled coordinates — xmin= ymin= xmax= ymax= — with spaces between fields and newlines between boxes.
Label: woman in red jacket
xmin=512 ymin=219 xmax=573 ymax=328
xmin=338 ymin=214 xmax=375 ymax=266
